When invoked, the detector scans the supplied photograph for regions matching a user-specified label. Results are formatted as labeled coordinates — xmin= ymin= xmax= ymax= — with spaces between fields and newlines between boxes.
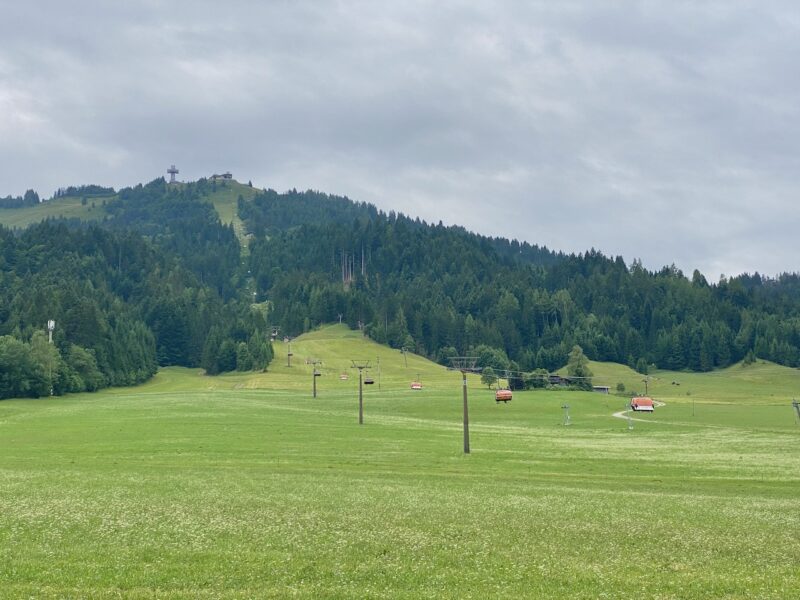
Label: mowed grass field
xmin=1 ymin=325 xmax=799 ymax=598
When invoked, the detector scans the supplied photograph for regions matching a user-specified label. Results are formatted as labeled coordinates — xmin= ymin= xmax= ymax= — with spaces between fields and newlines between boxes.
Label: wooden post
xmin=448 ymin=357 xmax=477 ymax=455
xmin=462 ymin=370 xmax=470 ymax=454
xmin=310 ymin=359 xmax=322 ymax=398
xmin=351 ymin=360 xmax=370 ymax=425
xmin=359 ymin=369 xmax=364 ymax=425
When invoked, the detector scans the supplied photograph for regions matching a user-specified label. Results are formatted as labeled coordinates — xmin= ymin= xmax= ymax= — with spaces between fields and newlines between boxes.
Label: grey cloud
xmin=2 ymin=1 xmax=799 ymax=279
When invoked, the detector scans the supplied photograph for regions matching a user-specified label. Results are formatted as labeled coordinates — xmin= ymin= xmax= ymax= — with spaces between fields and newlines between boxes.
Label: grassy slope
xmin=588 ymin=359 xmax=800 ymax=430
xmin=0 ymin=195 xmax=110 ymax=228
xmin=1 ymin=324 xmax=798 ymax=598
xmin=588 ymin=358 xmax=800 ymax=404
xmin=200 ymin=180 xmax=259 ymax=247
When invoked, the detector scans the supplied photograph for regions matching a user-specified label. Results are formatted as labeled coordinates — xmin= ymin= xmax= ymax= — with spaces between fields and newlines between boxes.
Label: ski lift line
xmin=476 ymin=368 xmax=645 ymax=383
xmin=478 ymin=366 xmax=663 ymax=381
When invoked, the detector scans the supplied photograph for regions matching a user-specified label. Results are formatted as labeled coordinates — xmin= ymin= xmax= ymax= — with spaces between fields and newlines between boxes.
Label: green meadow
xmin=1 ymin=325 xmax=799 ymax=598
xmin=202 ymin=180 xmax=258 ymax=236
xmin=0 ymin=195 xmax=109 ymax=228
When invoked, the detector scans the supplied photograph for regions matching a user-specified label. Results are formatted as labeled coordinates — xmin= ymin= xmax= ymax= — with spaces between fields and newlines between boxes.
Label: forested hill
xmin=3 ymin=176 xmax=800 ymax=400
xmin=0 ymin=179 xmax=273 ymax=400
xmin=242 ymin=187 xmax=800 ymax=374
xmin=238 ymin=188 xmax=565 ymax=269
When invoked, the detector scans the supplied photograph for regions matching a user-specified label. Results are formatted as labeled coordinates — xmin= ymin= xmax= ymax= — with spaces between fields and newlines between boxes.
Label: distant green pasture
xmin=0 ymin=196 xmax=109 ymax=228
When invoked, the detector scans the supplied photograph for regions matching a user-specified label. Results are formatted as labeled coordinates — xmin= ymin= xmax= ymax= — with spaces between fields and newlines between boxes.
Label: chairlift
xmin=339 ymin=372 xmax=349 ymax=381
xmin=495 ymin=388 xmax=512 ymax=403
xmin=313 ymin=370 xmax=322 ymax=377
xmin=411 ymin=381 xmax=422 ymax=390
xmin=364 ymin=376 xmax=375 ymax=385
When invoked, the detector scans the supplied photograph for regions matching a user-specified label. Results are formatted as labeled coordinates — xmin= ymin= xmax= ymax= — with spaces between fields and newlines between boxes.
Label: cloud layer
xmin=3 ymin=1 xmax=799 ymax=278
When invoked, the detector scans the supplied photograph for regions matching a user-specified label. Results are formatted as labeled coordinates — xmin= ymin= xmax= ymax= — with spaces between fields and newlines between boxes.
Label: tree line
xmin=53 ymin=185 xmax=115 ymax=198
xmin=0 ymin=189 xmax=40 ymax=209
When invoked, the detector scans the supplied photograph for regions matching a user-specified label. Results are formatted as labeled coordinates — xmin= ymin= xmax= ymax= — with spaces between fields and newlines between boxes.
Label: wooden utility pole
xmin=461 ymin=370 xmax=470 ymax=453
xmin=286 ymin=338 xmax=293 ymax=367
xmin=47 ymin=320 xmax=56 ymax=396
xmin=309 ymin=359 xmax=322 ymax=398
xmin=449 ymin=357 xmax=479 ymax=454
xmin=351 ymin=360 xmax=371 ymax=425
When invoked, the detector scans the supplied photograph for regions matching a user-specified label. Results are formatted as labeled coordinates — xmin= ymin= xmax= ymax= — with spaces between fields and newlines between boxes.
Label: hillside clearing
xmin=0 ymin=195 xmax=109 ymax=228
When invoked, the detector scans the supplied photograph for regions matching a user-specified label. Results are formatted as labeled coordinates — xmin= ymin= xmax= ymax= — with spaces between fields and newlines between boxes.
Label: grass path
xmin=202 ymin=180 xmax=258 ymax=251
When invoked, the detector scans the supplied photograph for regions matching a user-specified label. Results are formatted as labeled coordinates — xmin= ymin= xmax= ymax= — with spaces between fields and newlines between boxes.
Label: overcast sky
xmin=2 ymin=1 xmax=798 ymax=279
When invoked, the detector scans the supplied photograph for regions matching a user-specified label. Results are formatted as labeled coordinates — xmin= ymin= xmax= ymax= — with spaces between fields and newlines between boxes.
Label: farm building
xmin=630 ymin=397 xmax=655 ymax=412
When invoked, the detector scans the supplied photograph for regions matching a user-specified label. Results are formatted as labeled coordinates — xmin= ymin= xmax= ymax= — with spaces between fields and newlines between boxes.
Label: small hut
xmin=630 ymin=397 xmax=655 ymax=412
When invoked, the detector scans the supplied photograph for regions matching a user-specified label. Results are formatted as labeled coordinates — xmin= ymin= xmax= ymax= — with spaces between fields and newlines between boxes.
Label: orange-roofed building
xmin=630 ymin=397 xmax=655 ymax=412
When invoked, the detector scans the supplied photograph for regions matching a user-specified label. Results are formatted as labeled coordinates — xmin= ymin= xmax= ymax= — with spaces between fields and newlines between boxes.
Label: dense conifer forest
xmin=0 ymin=180 xmax=272 ymax=399
xmin=243 ymin=188 xmax=800 ymax=377
xmin=2 ymin=176 xmax=800 ymax=399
